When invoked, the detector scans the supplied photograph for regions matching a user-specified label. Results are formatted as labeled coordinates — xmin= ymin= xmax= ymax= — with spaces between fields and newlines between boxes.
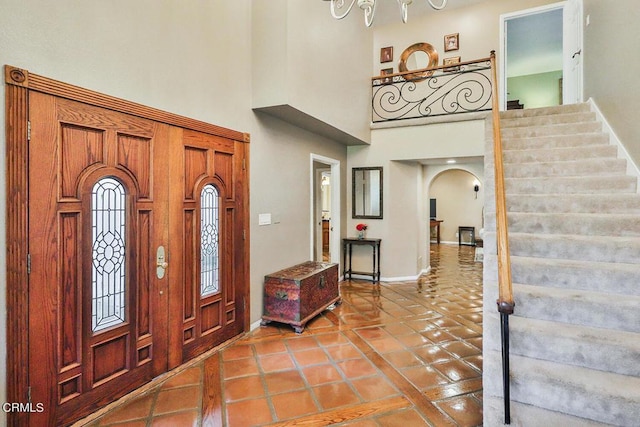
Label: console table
xmin=430 ymin=219 xmax=443 ymax=244
xmin=342 ymin=238 xmax=381 ymax=283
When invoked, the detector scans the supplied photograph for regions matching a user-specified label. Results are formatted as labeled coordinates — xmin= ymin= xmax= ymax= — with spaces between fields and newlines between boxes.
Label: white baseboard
xmin=588 ymin=98 xmax=640 ymax=192
xmin=348 ymin=266 xmax=431 ymax=282
xmin=381 ymin=275 xmax=421 ymax=282
xmin=250 ymin=319 xmax=262 ymax=331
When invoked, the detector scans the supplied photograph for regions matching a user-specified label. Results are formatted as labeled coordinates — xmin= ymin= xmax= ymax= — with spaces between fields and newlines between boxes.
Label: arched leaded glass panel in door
xmin=91 ymin=177 xmax=127 ymax=332
xmin=200 ymin=184 xmax=220 ymax=297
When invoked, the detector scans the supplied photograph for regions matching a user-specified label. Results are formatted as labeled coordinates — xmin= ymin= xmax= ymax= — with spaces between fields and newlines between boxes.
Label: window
xmin=91 ymin=177 xmax=127 ymax=332
xmin=200 ymin=184 xmax=220 ymax=296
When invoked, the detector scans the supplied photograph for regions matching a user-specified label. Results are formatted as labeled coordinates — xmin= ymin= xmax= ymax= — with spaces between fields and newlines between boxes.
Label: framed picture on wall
xmin=443 ymin=56 xmax=461 ymax=72
xmin=444 ymin=33 xmax=459 ymax=52
xmin=380 ymin=67 xmax=393 ymax=83
xmin=380 ymin=46 xmax=393 ymax=63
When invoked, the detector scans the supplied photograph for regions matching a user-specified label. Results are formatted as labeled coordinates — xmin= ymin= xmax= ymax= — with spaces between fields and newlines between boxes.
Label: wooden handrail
xmin=490 ymin=49 xmax=514 ymax=425
xmin=489 ymin=51 xmax=514 ymax=315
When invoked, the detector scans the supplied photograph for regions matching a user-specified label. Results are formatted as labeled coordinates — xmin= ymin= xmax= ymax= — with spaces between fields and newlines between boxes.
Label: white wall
xmin=252 ymin=0 xmax=372 ymax=144
xmin=507 ymin=70 xmax=563 ymax=108
xmin=583 ymin=0 xmax=640 ymax=167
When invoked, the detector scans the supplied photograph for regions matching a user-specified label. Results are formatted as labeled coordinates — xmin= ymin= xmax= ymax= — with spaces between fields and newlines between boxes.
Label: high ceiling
xmin=331 ymin=0 xmax=564 ymax=78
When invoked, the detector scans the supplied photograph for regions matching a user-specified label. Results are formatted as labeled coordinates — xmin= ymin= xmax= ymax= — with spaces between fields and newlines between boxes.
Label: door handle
xmin=572 ymin=49 xmax=582 ymax=59
xmin=156 ymin=246 xmax=168 ymax=279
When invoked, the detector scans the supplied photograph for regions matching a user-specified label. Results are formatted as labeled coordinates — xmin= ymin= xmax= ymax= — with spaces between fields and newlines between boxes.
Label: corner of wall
xmin=588 ymin=97 xmax=640 ymax=192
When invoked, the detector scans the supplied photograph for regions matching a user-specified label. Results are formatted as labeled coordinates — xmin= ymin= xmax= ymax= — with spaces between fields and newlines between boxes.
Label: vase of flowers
xmin=356 ymin=223 xmax=368 ymax=239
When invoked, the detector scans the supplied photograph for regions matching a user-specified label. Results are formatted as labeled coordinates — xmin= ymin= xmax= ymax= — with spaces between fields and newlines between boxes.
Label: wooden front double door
xmin=5 ymin=67 xmax=249 ymax=426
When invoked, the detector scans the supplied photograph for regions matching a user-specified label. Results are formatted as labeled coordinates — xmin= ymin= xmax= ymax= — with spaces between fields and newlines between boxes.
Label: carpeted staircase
xmin=483 ymin=103 xmax=640 ymax=426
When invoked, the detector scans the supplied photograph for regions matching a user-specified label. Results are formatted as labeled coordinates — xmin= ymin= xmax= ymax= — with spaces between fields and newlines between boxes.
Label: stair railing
xmin=489 ymin=50 xmax=515 ymax=425
xmin=370 ymin=56 xmax=493 ymax=122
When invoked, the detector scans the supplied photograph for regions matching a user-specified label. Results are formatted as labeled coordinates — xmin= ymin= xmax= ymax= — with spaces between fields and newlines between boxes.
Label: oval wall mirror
xmin=398 ymin=42 xmax=439 ymax=82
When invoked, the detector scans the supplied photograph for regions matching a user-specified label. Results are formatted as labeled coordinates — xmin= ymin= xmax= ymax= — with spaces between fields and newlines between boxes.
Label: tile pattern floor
xmin=80 ymin=244 xmax=483 ymax=426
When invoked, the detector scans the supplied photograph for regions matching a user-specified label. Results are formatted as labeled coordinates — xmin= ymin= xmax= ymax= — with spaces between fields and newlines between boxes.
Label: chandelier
xmin=329 ymin=0 xmax=448 ymax=27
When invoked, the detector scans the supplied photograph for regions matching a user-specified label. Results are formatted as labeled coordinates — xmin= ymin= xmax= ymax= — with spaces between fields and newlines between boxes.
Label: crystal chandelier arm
xmin=427 ymin=0 xmax=447 ymax=10
xmin=330 ymin=0 xmax=358 ymax=20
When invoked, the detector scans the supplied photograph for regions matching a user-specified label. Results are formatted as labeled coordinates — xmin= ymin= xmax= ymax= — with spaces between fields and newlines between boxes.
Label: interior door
xmin=168 ymin=129 xmax=247 ymax=366
xmin=562 ymin=0 xmax=584 ymax=104
xmin=500 ymin=1 xmax=583 ymax=109
xmin=28 ymin=92 xmax=170 ymax=425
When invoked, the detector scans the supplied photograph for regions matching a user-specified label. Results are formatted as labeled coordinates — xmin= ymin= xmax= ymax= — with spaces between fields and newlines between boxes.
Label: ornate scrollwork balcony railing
xmin=371 ymin=56 xmax=493 ymax=123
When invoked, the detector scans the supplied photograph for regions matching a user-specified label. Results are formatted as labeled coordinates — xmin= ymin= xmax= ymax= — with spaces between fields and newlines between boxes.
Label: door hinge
xmin=242 ymin=158 xmax=246 ymax=170
xmin=27 ymin=121 xmax=31 ymax=141
xmin=242 ymin=229 xmax=246 ymax=240
xmin=27 ymin=386 xmax=32 ymax=403
xmin=27 ymin=253 xmax=31 ymax=274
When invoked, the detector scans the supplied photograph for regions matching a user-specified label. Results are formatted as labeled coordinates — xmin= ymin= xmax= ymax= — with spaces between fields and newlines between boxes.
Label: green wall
xmin=507 ymin=70 xmax=563 ymax=109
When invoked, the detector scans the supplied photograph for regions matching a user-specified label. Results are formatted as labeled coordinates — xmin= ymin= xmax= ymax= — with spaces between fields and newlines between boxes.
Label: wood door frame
xmin=309 ymin=154 xmax=340 ymax=265
xmin=4 ymin=65 xmax=251 ymax=426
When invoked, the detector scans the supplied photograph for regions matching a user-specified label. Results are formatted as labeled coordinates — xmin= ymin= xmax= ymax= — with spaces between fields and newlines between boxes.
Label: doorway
xmin=316 ymin=168 xmax=332 ymax=261
xmin=500 ymin=0 xmax=583 ymax=110
xmin=5 ymin=67 xmax=250 ymax=426
xmin=310 ymin=154 xmax=341 ymax=264
xmin=428 ymin=169 xmax=483 ymax=245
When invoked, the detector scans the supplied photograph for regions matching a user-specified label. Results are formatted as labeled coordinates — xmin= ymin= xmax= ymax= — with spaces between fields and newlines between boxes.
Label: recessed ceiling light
xmin=447 ymin=159 xmax=456 ymax=164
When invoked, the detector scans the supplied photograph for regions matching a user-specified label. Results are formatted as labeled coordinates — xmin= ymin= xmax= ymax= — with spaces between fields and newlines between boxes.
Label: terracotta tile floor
xmin=79 ymin=244 xmax=483 ymax=426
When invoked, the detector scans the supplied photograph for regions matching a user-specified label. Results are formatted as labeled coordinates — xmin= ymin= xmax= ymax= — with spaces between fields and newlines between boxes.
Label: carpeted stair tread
xmin=507 ymin=212 xmax=640 ymax=236
xmin=503 ymin=144 xmax=618 ymax=163
xmin=505 ymin=175 xmax=637 ymax=194
xmin=500 ymin=103 xmax=591 ymax=119
xmin=503 ymin=158 xmax=627 ymax=178
xmin=507 ymin=255 xmax=640 ymax=296
xmin=501 ymin=111 xmax=596 ymax=128
xmin=508 ymin=316 xmax=640 ymax=376
xmin=507 ymin=232 xmax=640 ymax=264
xmin=503 ymin=132 xmax=610 ymax=150
xmin=502 ymin=353 xmax=640 ymax=426
xmin=483 ymin=396 xmax=614 ymax=427
xmin=512 ymin=283 xmax=640 ymax=333
xmin=504 ymin=193 xmax=640 ymax=214
xmin=500 ymin=121 xmax=602 ymax=138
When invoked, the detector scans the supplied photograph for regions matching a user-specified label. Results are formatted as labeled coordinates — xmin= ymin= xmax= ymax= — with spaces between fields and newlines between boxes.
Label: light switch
xmin=259 ymin=213 xmax=272 ymax=226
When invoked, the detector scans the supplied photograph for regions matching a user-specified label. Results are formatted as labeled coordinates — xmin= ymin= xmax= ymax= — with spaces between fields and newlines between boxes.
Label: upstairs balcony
xmin=371 ymin=55 xmax=493 ymax=124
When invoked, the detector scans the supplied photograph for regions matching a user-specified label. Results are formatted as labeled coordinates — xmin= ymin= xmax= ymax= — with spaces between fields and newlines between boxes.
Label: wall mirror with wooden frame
xmin=398 ymin=42 xmax=439 ymax=81
xmin=352 ymin=167 xmax=383 ymax=219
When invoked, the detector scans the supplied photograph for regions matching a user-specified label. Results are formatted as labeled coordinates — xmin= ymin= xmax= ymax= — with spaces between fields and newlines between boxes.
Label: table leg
xmin=376 ymin=242 xmax=381 ymax=282
xmin=343 ymin=242 xmax=347 ymax=278
xmin=348 ymin=243 xmax=353 ymax=280
xmin=372 ymin=245 xmax=376 ymax=283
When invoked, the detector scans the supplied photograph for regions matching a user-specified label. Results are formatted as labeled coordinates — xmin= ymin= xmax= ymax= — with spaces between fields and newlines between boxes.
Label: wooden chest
xmin=261 ymin=261 xmax=340 ymax=333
